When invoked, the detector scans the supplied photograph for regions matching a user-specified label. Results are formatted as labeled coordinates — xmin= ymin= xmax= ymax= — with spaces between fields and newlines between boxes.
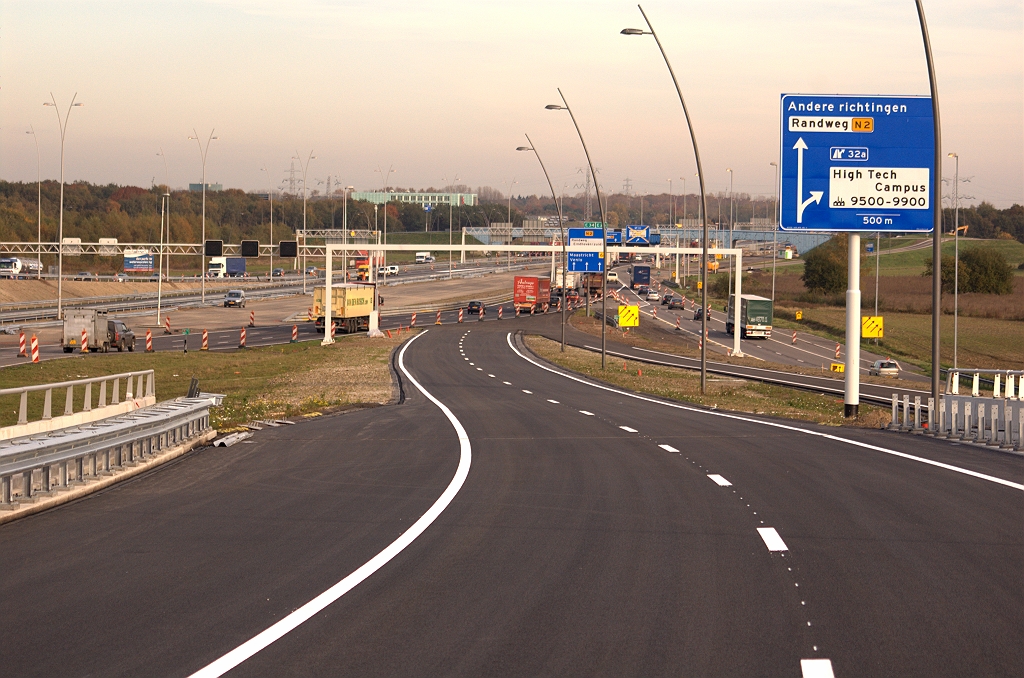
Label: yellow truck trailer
xmin=313 ymin=284 xmax=375 ymax=333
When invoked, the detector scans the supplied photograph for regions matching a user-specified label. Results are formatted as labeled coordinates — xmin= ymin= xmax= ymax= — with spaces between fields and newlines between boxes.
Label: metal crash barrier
xmin=0 ymin=396 xmax=216 ymax=509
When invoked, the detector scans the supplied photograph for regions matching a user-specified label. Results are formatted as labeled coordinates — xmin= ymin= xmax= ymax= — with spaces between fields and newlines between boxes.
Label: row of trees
xmin=802 ymin=234 xmax=1016 ymax=295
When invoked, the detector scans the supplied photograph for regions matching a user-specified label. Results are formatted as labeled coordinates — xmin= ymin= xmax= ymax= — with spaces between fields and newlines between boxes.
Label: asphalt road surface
xmin=1 ymin=321 xmax=1020 ymax=677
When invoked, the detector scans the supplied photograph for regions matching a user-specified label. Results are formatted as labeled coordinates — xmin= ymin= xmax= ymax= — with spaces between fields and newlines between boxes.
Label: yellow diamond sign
xmin=618 ymin=305 xmax=639 ymax=327
xmin=862 ymin=316 xmax=884 ymax=339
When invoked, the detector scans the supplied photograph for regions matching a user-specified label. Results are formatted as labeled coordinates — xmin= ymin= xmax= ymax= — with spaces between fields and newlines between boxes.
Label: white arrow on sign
xmin=794 ymin=137 xmax=824 ymax=223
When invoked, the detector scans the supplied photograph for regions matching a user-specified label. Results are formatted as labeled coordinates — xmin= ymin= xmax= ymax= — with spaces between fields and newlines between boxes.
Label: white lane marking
xmin=476 ymin=368 xmax=483 ymax=371
xmin=619 ymin=426 xmax=638 ymax=433
xmin=579 ymin=410 xmax=594 ymax=416
xmin=488 ymin=374 xmax=495 ymax=378
xmin=507 ymin=333 xmax=1023 ymax=492
xmin=757 ymin=527 xmax=789 ymax=552
xmin=503 ymin=381 xmax=511 ymax=385
xmin=547 ymin=399 xmax=559 ymax=404
xmin=469 ymin=362 xmax=474 ymax=365
xmin=708 ymin=474 xmax=732 ymax=487
xmin=189 ymin=329 xmax=471 ymax=678
xmin=522 ymin=390 xmax=532 ymax=394
xmin=658 ymin=444 xmax=679 ymax=452
xmin=800 ymin=658 xmax=835 ymax=678
xmin=464 ymin=358 xmax=469 ymax=361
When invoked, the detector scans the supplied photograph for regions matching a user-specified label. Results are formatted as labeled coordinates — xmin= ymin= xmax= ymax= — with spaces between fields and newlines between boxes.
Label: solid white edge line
xmin=707 ymin=474 xmax=733 ymax=487
xmin=506 ymin=333 xmax=1023 ymax=492
xmin=800 ymin=658 xmax=836 ymax=678
xmin=189 ymin=330 xmax=472 ymax=678
xmin=757 ymin=527 xmax=789 ymax=552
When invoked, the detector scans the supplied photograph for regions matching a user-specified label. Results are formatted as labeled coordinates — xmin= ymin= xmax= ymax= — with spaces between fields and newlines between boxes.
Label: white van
xmin=606 ymin=271 xmax=620 ymax=284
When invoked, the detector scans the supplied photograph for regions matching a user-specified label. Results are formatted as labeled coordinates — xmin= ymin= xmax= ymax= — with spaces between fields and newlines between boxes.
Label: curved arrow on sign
xmin=794 ymin=137 xmax=824 ymax=223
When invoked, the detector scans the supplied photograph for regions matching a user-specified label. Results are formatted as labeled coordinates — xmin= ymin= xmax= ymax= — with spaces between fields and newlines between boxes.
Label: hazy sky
xmin=2 ymin=0 xmax=1021 ymax=207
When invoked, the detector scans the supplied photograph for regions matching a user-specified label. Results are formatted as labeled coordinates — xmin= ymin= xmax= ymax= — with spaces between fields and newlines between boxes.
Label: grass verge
xmin=0 ymin=333 xmax=410 ymax=430
xmin=525 ymin=335 xmax=890 ymax=428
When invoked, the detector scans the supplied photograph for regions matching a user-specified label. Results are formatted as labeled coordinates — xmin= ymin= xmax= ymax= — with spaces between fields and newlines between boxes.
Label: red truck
xmin=513 ymin=275 xmax=551 ymax=314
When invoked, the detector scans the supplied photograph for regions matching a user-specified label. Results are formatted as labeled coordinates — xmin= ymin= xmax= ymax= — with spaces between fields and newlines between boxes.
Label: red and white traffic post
xmin=792 ymin=331 xmax=798 ymax=345
xmin=164 ymin=316 xmax=171 ymax=334
xmin=435 ymin=310 xmax=442 ymax=325
xmin=835 ymin=343 xmax=841 ymax=359
xmin=201 ymin=329 xmax=209 ymax=351
xmin=498 ymin=306 xmax=503 ymax=320
xmin=458 ymin=308 xmax=464 ymax=323
xmin=80 ymin=329 xmax=89 ymax=353
xmin=330 ymin=321 xmax=336 ymax=339
xmin=18 ymin=332 xmax=27 ymax=357
xmin=145 ymin=329 xmax=154 ymax=352
xmin=478 ymin=306 xmax=484 ymax=321
xmin=30 ymin=335 xmax=39 ymax=363
xmin=249 ymin=310 xmax=255 ymax=327
xmin=238 ymin=327 xmax=247 ymax=349
xmin=410 ymin=313 xmax=417 ymax=328
xmin=291 ymin=325 xmax=298 ymax=343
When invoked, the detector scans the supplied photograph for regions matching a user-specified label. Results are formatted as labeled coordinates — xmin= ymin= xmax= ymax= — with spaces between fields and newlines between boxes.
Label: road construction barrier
xmin=307 ymin=307 xmax=313 ymax=321
xmin=557 ymin=299 xmax=562 ymax=312
xmin=411 ymin=313 xmax=417 ymax=328
xmin=249 ymin=310 xmax=255 ymax=327
xmin=835 ymin=343 xmax=841 ymax=359
xmin=164 ymin=316 xmax=171 ymax=335
xmin=145 ymin=329 xmax=153 ymax=352
xmin=238 ymin=327 xmax=246 ymax=349
xmin=515 ymin=307 xmax=520 ymax=318
xmin=458 ymin=308 xmax=464 ymax=323
xmin=18 ymin=332 xmax=27 ymax=358
xmin=478 ymin=306 xmax=484 ymax=321
xmin=435 ymin=310 xmax=442 ymax=325
xmin=30 ymin=335 xmax=39 ymax=363
xmin=330 ymin=322 xmax=336 ymax=339
xmin=498 ymin=306 xmax=503 ymax=320
xmin=652 ymin=308 xmax=657 ymax=320
xmin=792 ymin=331 xmax=798 ymax=345
xmin=81 ymin=329 xmax=89 ymax=354
xmin=675 ymin=317 xmax=681 ymax=331
xmin=201 ymin=329 xmax=209 ymax=351
xmin=291 ymin=325 xmax=298 ymax=343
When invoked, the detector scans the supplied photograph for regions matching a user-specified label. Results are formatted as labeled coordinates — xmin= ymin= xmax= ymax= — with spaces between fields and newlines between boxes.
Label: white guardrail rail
xmin=0 ymin=395 xmax=217 ymax=508
xmin=887 ymin=369 xmax=1024 ymax=452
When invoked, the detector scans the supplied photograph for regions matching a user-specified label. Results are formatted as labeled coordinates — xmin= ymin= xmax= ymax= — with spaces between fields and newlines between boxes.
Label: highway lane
xmin=0 ymin=321 xmax=1020 ymax=676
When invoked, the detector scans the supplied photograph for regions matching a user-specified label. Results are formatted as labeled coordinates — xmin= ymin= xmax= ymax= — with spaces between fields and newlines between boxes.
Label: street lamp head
xmin=620 ymin=28 xmax=647 ymax=35
xmin=769 ymin=161 xmax=777 ymax=167
xmin=346 ymin=185 xmax=354 ymax=190
xmin=73 ymin=103 xmax=84 ymax=107
xmin=947 ymin=152 xmax=957 ymax=158
xmin=516 ymin=146 xmax=533 ymax=152
xmin=43 ymin=102 xmax=54 ymax=107
xmin=545 ymin=104 xmax=564 ymax=110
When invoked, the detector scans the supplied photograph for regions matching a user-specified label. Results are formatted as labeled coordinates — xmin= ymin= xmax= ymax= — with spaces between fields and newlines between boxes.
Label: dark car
xmin=667 ymin=296 xmax=684 ymax=310
xmin=107 ymin=319 xmax=136 ymax=352
xmin=565 ymin=289 xmax=580 ymax=302
xmin=467 ymin=300 xmax=485 ymax=316
xmin=224 ymin=290 xmax=246 ymax=308
xmin=272 ymin=268 xmax=285 ymax=277
xmin=549 ymin=294 xmax=561 ymax=306
xmin=661 ymin=293 xmax=673 ymax=305
xmin=693 ymin=306 xmax=712 ymax=321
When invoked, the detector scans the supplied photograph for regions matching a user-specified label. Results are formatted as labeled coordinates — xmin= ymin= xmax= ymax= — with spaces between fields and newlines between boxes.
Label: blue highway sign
xmin=625 ymin=225 xmax=650 ymax=244
xmin=779 ymin=94 xmax=934 ymax=233
xmin=568 ymin=251 xmax=604 ymax=272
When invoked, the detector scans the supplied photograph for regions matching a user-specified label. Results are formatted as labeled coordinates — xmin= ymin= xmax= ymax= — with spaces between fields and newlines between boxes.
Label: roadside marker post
xmin=238 ymin=327 xmax=247 ymax=349
xmin=145 ymin=329 xmax=154 ymax=352
xmin=18 ymin=332 xmax=27 ymax=357
xmin=835 ymin=343 xmax=841 ymax=359
xmin=164 ymin=316 xmax=171 ymax=335
xmin=330 ymin=322 xmax=336 ymax=339
xmin=652 ymin=308 xmax=657 ymax=320
xmin=30 ymin=335 xmax=39 ymax=363
xmin=515 ymin=307 xmax=520 ymax=318
xmin=498 ymin=306 xmax=503 ymax=320
xmin=291 ymin=325 xmax=298 ymax=343
xmin=435 ymin=310 xmax=442 ymax=325
xmin=249 ymin=310 xmax=255 ymax=327
xmin=478 ymin=306 xmax=484 ymax=321
xmin=411 ymin=313 xmax=417 ymax=328
xmin=201 ymin=329 xmax=209 ymax=351
xmin=458 ymin=308 xmax=464 ymax=323
xmin=792 ymin=331 xmax=798 ymax=344
xmin=675 ymin=317 xmax=681 ymax=331
xmin=81 ymin=329 xmax=89 ymax=353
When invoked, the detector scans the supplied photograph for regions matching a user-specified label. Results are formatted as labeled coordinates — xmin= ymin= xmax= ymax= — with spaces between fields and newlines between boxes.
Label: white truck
xmin=553 ymin=267 xmax=578 ymax=291
xmin=62 ymin=309 xmax=136 ymax=353
xmin=415 ymin=252 xmax=435 ymax=263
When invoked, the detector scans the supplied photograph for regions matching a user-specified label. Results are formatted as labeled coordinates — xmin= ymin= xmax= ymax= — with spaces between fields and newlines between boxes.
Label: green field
xmin=865 ymin=237 xmax=1024 ymax=276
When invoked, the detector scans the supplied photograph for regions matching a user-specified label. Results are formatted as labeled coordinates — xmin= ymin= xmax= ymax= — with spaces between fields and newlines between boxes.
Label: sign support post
xmin=845 ymin=234 xmax=861 ymax=417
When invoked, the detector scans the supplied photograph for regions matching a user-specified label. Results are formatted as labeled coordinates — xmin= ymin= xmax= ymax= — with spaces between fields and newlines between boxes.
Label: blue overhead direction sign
xmin=568 ymin=227 xmax=604 ymax=249
xmin=625 ymin=225 xmax=650 ymax=244
xmin=779 ymin=94 xmax=934 ymax=233
xmin=567 ymin=251 xmax=604 ymax=272
xmin=567 ymin=225 xmax=605 ymax=272
xmin=606 ymin=230 xmax=622 ymax=245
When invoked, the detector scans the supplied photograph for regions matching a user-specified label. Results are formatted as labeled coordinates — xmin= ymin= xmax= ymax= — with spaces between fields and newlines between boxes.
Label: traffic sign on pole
xmin=779 ymin=94 xmax=934 ymax=233
xmin=567 ymin=226 xmax=605 ymax=273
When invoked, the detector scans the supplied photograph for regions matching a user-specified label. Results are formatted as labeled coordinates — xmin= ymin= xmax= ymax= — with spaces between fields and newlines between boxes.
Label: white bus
xmin=0 ymin=257 xmax=43 ymax=279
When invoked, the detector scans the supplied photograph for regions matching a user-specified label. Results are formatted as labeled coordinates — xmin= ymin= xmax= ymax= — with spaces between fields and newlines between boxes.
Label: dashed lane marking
xmin=547 ymin=399 xmax=559 ymax=404
xmin=757 ymin=527 xmax=789 ymax=552
xmin=619 ymin=426 xmax=638 ymax=433
xmin=503 ymin=381 xmax=512 ymax=385
xmin=522 ymin=390 xmax=532 ymax=394
xmin=800 ymin=659 xmax=835 ymax=678
xmin=658 ymin=444 xmax=679 ymax=453
xmin=707 ymin=474 xmax=732 ymax=487
xmin=579 ymin=410 xmax=594 ymax=416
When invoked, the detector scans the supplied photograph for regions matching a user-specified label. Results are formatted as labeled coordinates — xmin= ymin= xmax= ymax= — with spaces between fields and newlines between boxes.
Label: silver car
xmin=869 ymin=360 xmax=900 ymax=378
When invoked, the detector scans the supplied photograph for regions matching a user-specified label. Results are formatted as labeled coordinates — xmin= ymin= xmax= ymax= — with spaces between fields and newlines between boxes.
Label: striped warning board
xmin=618 ymin=305 xmax=639 ymax=327
xmin=862 ymin=316 xmax=884 ymax=338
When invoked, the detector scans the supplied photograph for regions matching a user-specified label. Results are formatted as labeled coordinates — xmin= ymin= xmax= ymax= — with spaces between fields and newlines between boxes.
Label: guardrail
xmin=887 ymin=392 xmax=1022 ymax=452
xmin=0 ymin=370 xmax=156 ymax=441
xmin=945 ymin=369 xmax=1023 ymax=399
xmin=0 ymin=395 xmax=215 ymax=509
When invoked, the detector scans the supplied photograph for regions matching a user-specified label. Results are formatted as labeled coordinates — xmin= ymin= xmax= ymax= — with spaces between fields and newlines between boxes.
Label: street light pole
xmin=188 ymin=129 xmax=217 ymax=303
xmin=505 ymin=178 xmax=518 ymax=272
xmin=295 ymin=150 xmax=316 ymax=293
xmin=26 ymin=126 xmax=42 ymax=279
xmin=518 ymin=135 xmax=567 ymax=352
xmin=444 ymin=175 xmax=459 ymax=280
xmin=948 ymin=151 xmax=959 ymax=369
xmin=622 ymin=6 xmax=711 ymax=393
xmin=769 ymin=161 xmax=778 ymax=303
xmin=375 ymin=165 xmax=395 ymax=272
xmin=261 ymin=165 xmax=274 ymax=277
xmin=43 ymin=93 xmax=83 ymax=319
xmin=727 ymin=167 xmax=734 ymax=296
xmin=343 ymin=185 xmax=354 ymax=280
xmin=547 ymin=88 xmax=609 ymax=368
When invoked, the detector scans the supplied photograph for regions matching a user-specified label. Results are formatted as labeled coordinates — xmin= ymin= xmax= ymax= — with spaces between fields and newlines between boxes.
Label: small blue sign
xmin=780 ymin=94 xmax=934 ymax=233
xmin=625 ymin=225 xmax=650 ymax=244
xmin=606 ymin=230 xmax=622 ymax=244
xmin=866 ymin=242 xmax=875 ymax=253
xmin=567 ymin=251 xmax=604 ymax=272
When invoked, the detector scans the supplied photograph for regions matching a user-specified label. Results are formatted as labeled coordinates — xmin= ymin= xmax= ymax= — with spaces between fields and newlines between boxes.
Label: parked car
xmin=466 ymin=300 xmax=485 ymax=316
xmin=108 ymin=319 xmax=136 ymax=352
xmin=869 ymin=360 xmax=900 ymax=378
xmin=667 ymin=296 xmax=684 ymax=310
xmin=272 ymin=268 xmax=285 ymax=277
xmin=224 ymin=290 xmax=246 ymax=308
